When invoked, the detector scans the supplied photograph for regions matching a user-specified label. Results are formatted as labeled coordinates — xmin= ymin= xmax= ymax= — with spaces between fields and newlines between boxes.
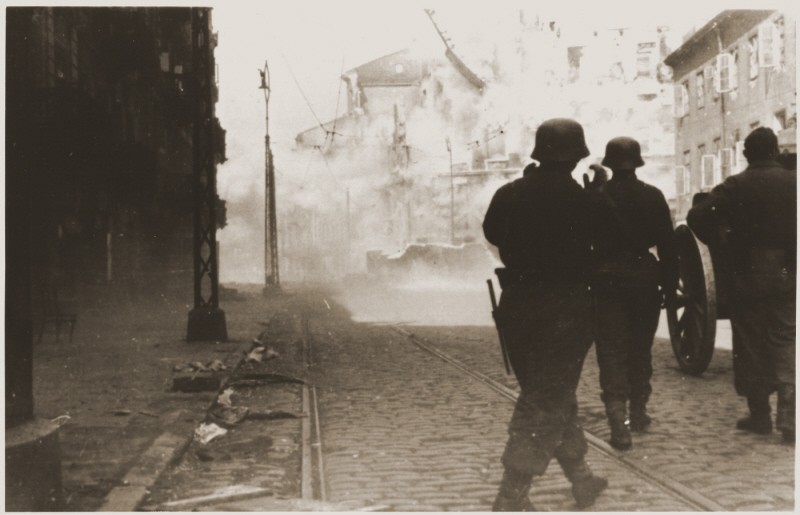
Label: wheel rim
xmin=666 ymin=225 xmax=717 ymax=374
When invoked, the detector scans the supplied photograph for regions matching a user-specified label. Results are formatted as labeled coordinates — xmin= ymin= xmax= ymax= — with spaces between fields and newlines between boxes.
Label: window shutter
xmin=759 ymin=23 xmax=779 ymax=68
xmin=715 ymin=53 xmax=734 ymax=93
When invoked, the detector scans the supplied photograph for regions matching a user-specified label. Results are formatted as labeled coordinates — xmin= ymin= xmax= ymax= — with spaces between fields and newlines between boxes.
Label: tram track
xmin=392 ymin=326 xmax=727 ymax=512
xmin=300 ymin=310 xmax=328 ymax=504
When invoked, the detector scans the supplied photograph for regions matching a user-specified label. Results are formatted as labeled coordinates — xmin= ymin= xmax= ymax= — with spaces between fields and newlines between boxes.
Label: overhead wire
xmin=325 ymin=50 xmax=348 ymax=150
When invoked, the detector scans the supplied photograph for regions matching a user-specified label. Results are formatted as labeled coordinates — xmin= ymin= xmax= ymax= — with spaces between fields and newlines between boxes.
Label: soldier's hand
xmin=583 ymin=164 xmax=608 ymax=190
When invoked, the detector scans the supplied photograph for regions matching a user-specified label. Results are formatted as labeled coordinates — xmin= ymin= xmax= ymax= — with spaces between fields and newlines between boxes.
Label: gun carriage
xmin=666 ymin=127 xmax=796 ymax=375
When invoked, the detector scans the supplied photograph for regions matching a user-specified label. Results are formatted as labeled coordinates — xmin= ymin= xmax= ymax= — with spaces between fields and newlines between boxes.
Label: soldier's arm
xmin=653 ymin=189 xmax=679 ymax=292
xmin=686 ymin=179 xmax=737 ymax=246
xmin=483 ymin=185 xmax=512 ymax=248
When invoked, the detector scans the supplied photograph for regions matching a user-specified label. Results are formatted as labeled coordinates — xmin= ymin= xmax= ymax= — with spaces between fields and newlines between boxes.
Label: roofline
xmin=664 ymin=9 xmax=775 ymax=68
xmin=343 ymin=48 xmax=410 ymax=76
xmin=295 ymin=113 xmax=351 ymax=138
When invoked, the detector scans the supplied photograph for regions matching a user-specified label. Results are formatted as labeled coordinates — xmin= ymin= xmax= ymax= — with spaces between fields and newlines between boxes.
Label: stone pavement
xmin=415 ymin=324 xmax=794 ymax=511
xmin=28 ymin=283 xmax=794 ymax=511
xmin=30 ymin=284 xmax=302 ymax=510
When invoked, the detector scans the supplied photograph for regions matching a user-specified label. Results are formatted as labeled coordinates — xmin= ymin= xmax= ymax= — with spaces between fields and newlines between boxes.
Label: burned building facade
xmin=6 ymin=7 xmax=226 ymax=303
xmin=286 ymin=13 xmax=680 ymax=281
xmin=665 ymin=10 xmax=797 ymax=221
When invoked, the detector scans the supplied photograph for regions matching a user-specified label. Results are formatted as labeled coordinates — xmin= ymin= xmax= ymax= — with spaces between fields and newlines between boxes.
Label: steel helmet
xmin=530 ymin=118 xmax=590 ymax=163
xmin=601 ymin=137 xmax=645 ymax=169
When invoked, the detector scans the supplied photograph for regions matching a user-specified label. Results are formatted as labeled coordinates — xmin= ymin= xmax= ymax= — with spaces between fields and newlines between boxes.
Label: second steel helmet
xmin=601 ymin=137 xmax=645 ymax=169
xmin=531 ymin=118 xmax=591 ymax=163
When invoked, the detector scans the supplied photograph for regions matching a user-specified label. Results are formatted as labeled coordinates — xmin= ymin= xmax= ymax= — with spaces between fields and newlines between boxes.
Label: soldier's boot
xmin=492 ymin=468 xmax=535 ymax=512
xmin=736 ymin=395 xmax=772 ymax=434
xmin=558 ymin=457 xmax=608 ymax=508
xmin=629 ymin=401 xmax=651 ymax=433
xmin=606 ymin=402 xmax=632 ymax=450
xmin=776 ymin=384 xmax=795 ymax=444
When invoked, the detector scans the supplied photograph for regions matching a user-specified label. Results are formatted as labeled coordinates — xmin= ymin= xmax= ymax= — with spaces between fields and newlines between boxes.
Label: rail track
xmin=391 ymin=326 xmax=727 ymax=512
xmin=300 ymin=310 xmax=328 ymax=504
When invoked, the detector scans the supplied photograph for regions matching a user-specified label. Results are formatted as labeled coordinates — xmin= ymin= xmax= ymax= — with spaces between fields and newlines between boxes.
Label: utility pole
xmin=446 ymin=137 xmax=455 ymax=244
xmin=259 ymin=61 xmax=280 ymax=294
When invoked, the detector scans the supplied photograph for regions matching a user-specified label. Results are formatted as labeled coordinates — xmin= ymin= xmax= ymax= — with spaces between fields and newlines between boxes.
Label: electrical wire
xmin=326 ymin=50 xmax=347 ymax=150
xmin=277 ymin=47 xmax=328 ymax=134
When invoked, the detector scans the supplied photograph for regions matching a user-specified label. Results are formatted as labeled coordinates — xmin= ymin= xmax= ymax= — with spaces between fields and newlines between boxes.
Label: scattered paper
xmin=194 ymin=422 xmax=228 ymax=444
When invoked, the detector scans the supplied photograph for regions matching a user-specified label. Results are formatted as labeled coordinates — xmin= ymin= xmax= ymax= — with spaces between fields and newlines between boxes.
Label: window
xmin=715 ymin=52 xmax=737 ymax=93
xmin=735 ymin=140 xmax=746 ymax=171
xmin=680 ymin=150 xmax=691 ymax=194
xmin=749 ymin=35 xmax=759 ymax=80
xmin=674 ymin=82 xmax=689 ymax=117
xmin=701 ymin=154 xmax=717 ymax=188
xmin=774 ymin=109 xmax=787 ymax=130
xmin=696 ymin=71 xmax=705 ymax=108
xmin=758 ymin=22 xmax=779 ymax=68
xmin=160 ymin=52 xmax=170 ymax=72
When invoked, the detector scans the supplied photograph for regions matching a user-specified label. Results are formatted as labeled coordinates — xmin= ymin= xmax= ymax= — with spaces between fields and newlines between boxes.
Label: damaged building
xmin=286 ymin=12 xmax=680 ymax=281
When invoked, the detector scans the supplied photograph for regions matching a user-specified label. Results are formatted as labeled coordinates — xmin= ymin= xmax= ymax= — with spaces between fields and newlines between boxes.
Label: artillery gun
xmin=666 ymin=126 xmax=796 ymax=375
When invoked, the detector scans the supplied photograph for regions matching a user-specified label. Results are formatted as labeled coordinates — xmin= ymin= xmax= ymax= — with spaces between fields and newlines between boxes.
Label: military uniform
xmin=484 ymin=118 xmax=611 ymax=511
xmin=592 ymin=137 xmax=679 ymax=449
xmin=687 ymin=127 xmax=796 ymax=442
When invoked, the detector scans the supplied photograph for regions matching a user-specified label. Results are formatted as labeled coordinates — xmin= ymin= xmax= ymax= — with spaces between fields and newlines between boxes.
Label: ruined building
xmin=6 ymin=7 xmax=226 ymax=305
xmin=287 ymin=13 xmax=680 ymax=280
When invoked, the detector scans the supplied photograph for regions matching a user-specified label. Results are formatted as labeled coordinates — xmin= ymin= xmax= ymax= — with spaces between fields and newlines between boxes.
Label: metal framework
xmin=187 ymin=7 xmax=227 ymax=341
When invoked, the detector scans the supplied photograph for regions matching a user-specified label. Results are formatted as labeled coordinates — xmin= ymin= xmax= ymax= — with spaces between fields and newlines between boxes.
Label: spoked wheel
xmin=666 ymin=224 xmax=717 ymax=375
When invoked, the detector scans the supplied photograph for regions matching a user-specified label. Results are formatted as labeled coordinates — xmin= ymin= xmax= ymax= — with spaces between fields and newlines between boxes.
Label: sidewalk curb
xmin=99 ymin=431 xmax=191 ymax=512
xmin=99 ymin=338 xmax=254 ymax=511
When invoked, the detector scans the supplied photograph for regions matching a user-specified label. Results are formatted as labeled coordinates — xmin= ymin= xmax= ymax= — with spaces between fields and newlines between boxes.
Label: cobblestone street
xmin=34 ymin=285 xmax=794 ymax=511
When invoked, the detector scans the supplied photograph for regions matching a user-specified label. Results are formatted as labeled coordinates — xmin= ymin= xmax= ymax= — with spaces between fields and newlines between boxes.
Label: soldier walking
xmin=687 ymin=127 xmax=796 ymax=444
xmin=483 ymin=118 xmax=614 ymax=511
xmin=592 ymin=137 xmax=679 ymax=450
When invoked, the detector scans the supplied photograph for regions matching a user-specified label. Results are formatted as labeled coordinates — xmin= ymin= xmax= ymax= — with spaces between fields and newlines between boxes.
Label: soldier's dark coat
xmin=594 ymin=172 xmax=678 ymax=408
xmin=483 ymin=162 xmax=617 ymax=476
xmin=687 ymin=159 xmax=796 ymax=397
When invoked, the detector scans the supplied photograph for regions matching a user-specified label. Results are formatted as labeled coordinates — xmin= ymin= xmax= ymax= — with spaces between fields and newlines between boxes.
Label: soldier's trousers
xmin=594 ymin=282 xmax=661 ymax=406
xmin=498 ymin=280 xmax=592 ymax=476
xmin=730 ymin=291 xmax=796 ymax=398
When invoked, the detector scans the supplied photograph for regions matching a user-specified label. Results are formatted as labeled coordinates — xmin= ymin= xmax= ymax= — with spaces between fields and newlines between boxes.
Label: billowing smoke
xmin=217 ymin=7 xmax=678 ymax=292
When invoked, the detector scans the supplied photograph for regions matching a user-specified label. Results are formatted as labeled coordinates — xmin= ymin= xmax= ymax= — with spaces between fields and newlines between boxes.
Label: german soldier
xmin=687 ymin=127 xmax=796 ymax=443
xmin=592 ymin=137 xmax=678 ymax=450
xmin=483 ymin=118 xmax=613 ymax=510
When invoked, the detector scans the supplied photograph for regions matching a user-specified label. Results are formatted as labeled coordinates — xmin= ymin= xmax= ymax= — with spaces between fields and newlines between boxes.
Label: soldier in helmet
xmin=688 ymin=127 xmax=796 ymax=443
xmin=483 ymin=118 xmax=614 ymax=511
xmin=591 ymin=137 xmax=678 ymax=450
